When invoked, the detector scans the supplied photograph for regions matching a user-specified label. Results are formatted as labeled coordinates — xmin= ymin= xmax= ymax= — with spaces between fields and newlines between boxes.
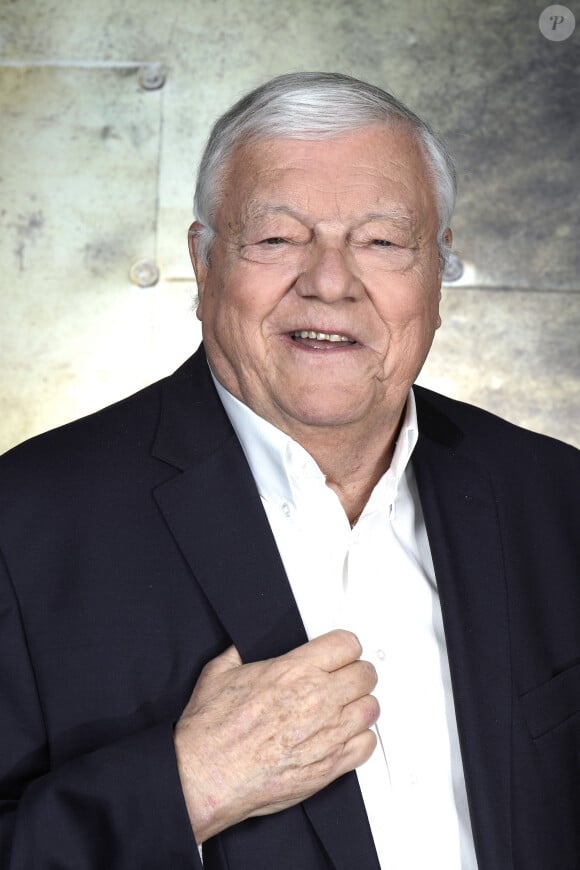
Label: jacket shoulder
xmin=413 ymin=384 xmax=579 ymax=471
xmin=0 ymin=350 xmax=210 ymax=488
xmin=0 ymin=376 xmax=164 ymax=481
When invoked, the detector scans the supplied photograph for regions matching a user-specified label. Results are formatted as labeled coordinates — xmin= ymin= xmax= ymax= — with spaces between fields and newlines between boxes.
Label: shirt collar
xmin=210 ymin=367 xmax=418 ymax=508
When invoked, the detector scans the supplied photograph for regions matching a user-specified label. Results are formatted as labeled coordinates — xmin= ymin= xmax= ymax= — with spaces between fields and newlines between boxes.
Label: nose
xmin=295 ymin=242 xmax=362 ymax=303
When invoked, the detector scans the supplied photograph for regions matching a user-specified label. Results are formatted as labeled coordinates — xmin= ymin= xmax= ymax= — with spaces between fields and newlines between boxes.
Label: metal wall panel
xmin=0 ymin=65 xmax=190 ymax=453
xmin=0 ymin=0 xmax=578 ymax=451
xmin=418 ymin=289 xmax=580 ymax=446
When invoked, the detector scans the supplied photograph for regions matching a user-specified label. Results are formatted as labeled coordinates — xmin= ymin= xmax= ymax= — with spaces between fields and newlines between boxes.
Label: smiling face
xmin=190 ymin=124 xmax=446 ymax=444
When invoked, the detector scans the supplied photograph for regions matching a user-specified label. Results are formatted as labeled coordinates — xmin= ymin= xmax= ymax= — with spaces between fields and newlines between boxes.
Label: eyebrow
xmin=360 ymin=209 xmax=415 ymax=226
xmin=245 ymin=203 xmax=416 ymax=227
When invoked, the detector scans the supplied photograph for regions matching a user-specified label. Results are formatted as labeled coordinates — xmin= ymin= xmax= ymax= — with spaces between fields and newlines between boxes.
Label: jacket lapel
xmin=151 ymin=348 xmax=380 ymax=869
xmin=413 ymin=388 xmax=513 ymax=870
xmin=154 ymin=432 xmax=308 ymax=661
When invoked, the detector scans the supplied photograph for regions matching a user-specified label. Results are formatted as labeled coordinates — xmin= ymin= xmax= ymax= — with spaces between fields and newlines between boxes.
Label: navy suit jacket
xmin=0 ymin=346 xmax=579 ymax=869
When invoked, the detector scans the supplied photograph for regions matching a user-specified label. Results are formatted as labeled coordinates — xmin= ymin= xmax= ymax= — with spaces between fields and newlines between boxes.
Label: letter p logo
xmin=539 ymin=5 xmax=576 ymax=40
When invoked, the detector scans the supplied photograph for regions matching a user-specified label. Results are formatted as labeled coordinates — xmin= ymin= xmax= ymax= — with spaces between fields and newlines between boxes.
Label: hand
xmin=174 ymin=629 xmax=379 ymax=843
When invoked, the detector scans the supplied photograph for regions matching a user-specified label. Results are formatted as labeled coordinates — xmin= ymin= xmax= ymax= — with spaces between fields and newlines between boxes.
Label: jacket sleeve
xmin=0 ymin=552 xmax=202 ymax=870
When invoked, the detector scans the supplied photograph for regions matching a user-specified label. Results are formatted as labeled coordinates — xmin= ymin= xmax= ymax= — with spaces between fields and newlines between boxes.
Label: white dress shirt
xmin=213 ymin=375 xmax=478 ymax=869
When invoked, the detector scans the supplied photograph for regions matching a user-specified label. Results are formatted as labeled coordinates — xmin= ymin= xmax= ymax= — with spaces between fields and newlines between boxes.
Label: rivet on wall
xmin=129 ymin=259 xmax=160 ymax=287
xmin=138 ymin=63 xmax=167 ymax=91
xmin=443 ymin=253 xmax=464 ymax=283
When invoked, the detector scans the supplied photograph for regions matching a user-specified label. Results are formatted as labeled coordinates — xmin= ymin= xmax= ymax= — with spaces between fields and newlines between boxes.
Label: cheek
xmin=201 ymin=279 xmax=272 ymax=359
xmin=217 ymin=264 xmax=296 ymax=324
xmin=375 ymin=282 xmax=440 ymax=329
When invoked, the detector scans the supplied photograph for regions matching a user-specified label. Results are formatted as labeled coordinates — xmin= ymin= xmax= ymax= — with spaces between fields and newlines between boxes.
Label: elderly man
xmin=0 ymin=73 xmax=578 ymax=870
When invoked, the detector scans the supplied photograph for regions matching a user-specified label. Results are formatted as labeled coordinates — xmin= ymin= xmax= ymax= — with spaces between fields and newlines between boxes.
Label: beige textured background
xmin=0 ymin=0 xmax=578 ymax=454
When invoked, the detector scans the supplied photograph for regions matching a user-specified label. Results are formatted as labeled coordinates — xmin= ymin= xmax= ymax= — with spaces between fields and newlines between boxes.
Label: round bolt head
xmin=443 ymin=252 xmax=464 ymax=283
xmin=129 ymin=259 xmax=160 ymax=287
xmin=138 ymin=63 xmax=166 ymax=90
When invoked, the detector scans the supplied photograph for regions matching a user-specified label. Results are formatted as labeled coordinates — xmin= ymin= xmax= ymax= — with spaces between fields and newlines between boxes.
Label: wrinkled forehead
xmin=217 ymin=125 xmax=439 ymax=230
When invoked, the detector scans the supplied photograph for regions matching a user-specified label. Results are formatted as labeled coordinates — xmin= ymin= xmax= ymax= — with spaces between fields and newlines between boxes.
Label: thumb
xmin=203 ymin=644 xmax=243 ymax=676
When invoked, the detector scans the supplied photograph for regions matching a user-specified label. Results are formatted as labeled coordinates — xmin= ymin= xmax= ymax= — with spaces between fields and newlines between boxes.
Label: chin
xmin=281 ymin=398 xmax=366 ymax=430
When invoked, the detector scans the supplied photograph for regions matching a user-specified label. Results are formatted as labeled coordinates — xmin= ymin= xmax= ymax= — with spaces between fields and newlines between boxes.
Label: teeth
xmin=293 ymin=330 xmax=352 ymax=342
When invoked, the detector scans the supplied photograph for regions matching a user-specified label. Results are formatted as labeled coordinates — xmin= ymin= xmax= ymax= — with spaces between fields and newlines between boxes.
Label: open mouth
xmin=289 ymin=330 xmax=356 ymax=347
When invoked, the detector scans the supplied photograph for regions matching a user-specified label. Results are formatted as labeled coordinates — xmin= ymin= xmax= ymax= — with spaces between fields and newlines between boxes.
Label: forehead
xmin=218 ymin=125 xmax=438 ymax=228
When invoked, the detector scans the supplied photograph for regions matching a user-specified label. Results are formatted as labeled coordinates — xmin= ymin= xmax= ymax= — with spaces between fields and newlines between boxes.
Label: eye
xmin=372 ymin=239 xmax=393 ymax=247
xmin=263 ymin=237 xmax=286 ymax=245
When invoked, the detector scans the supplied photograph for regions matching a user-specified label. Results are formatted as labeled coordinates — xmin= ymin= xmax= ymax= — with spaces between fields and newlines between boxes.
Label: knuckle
xmin=335 ymin=629 xmax=362 ymax=657
xmin=365 ymin=695 xmax=380 ymax=725
xmin=350 ymin=659 xmax=377 ymax=691
xmin=344 ymin=695 xmax=380 ymax=734
xmin=363 ymin=660 xmax=378 ymax=685
xmin=360 ymin=729 xmax=378 ymax=760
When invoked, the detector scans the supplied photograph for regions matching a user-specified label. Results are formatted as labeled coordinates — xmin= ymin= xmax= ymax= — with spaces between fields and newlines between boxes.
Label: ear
xmin=188 ymin=221 xmax=209 ymax=320
xmin=440 ymin=228 xmax=453 ymax=276
xmin=435 ymin=229 xmax=452 ymax=330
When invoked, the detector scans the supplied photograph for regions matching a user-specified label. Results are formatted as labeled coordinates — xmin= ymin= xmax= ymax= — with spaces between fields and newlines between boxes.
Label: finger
xmin=330 ymin=658 xmax=378 ymax=705
xmin=286 ymin=629 xmax=362 ymax=672
xmin=337 ymin=727 xmax=378 ymax=774
xmin=304 ymin=694 xmax=380 ymax=753
xmin=340 ymin=693 xmax=381 ymax=738
xmin=302 ymin=725 xmax=379 ymax=788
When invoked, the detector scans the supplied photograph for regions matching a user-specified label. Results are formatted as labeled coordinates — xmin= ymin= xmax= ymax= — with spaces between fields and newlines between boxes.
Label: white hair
xmin=193 ymin=71 xmax=456 ymax=265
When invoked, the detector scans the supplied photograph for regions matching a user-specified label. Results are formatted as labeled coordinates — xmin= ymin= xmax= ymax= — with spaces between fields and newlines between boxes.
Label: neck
xmin=287 ymin=412 xmax=404 ymax=525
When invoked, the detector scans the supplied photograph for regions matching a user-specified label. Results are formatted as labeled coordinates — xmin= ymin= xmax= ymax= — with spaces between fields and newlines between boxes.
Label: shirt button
xmin=376 ymin=648 xmax=386 ymax=661
xmin=281 ymin=502 xmax=291 ymax=518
